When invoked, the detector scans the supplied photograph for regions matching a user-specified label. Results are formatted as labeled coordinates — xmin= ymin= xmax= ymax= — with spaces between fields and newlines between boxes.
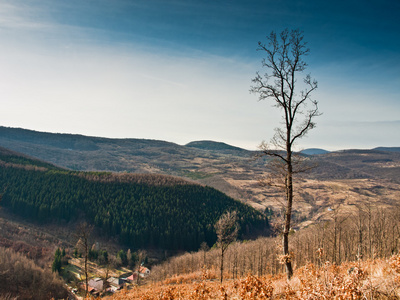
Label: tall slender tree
xmin=250 ymin=28 xmax=320 ymax=279
xmin=51 ymin=248 xmax=62 ymax=273
xmin=75 ymin=222 xmax=93 ymax=297
xmin=215 ymin=211 xmax=239 ymax=283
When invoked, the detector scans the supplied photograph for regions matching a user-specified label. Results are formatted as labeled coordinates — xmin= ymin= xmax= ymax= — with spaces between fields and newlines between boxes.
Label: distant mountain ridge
xmin=186 ymin=140 xmax=250 ymax=154
xmin=1 ymin=126 xmax=399 ymax=185
xmin=300 ymin=148 xmax=330 ymax=155
xmin=0 ymin=126 xmax=215 ymax=173
xmin=0 ymin=126 xmax=179 ymax=152
xmin=373 ymin=147 xmax=400 ymax=153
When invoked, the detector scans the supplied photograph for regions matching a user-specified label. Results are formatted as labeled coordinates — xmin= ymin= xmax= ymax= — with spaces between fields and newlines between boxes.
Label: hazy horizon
xmin=2 ymin=124 xmax=399 ymax=153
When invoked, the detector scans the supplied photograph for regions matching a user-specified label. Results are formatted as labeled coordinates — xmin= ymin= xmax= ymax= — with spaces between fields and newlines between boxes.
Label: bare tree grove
xmin=151 ymin=205 xmax=400 ymax=282
xmin=0 ymin=247 xmax=68 ymax=299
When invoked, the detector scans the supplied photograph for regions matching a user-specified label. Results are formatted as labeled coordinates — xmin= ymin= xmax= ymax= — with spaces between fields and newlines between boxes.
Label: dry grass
xmin=100 ymin=255 xmax=400 ymax=300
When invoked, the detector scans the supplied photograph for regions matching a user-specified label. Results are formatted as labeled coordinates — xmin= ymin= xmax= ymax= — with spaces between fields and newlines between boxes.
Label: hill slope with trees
xmin=0 ymin=146 xmax=268 ymax=251
xmin=0 ymin=246 xmax=68 ymax=299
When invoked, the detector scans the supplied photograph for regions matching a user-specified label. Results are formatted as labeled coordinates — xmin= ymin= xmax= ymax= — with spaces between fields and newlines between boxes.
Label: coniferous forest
xmin=0 ymin=148 xmax=268 ymax=251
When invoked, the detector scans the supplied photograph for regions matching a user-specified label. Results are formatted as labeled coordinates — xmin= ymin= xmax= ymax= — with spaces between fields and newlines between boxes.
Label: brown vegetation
xmin=0 ymin=247 xmax=68 ymax=300
xmin=75 ymin=171 xmax=196 ymax=186
xmin=149 ymin=204 xmax=400 ymax=285
xmin=104 ymin=203 xmax=398 ymax=299
xmin=0 ymin=210 xmax=62 ymax=264
xmin=105 ymin=256 xmax=400 ymax=299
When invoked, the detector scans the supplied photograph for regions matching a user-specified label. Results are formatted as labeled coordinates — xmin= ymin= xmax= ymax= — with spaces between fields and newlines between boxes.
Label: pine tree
xmin=52 ymin=248 xmax=62 ymax=273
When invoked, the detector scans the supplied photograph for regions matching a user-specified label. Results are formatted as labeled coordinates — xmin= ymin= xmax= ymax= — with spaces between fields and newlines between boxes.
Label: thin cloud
xmin=0 ymin=0 xmax=399 ymax=151
xmin=0 ymin=2 xmax=49 ymax=30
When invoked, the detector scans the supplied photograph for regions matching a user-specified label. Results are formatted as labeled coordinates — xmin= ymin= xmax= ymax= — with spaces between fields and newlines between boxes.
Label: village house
xmin=81 ymin=283 xmax=97 ymax=296
xmin=107 ymin=277 xmax=125 ymax=291
xmin=125 ymin=267 xmax=150 ymax=283
xmin=139 ymin=266 xmax=151 ymax=278
xmin=126 ymin=272 xmax=138 ymax=282
xmin=88 ymin=277 xmax=103 ymax=291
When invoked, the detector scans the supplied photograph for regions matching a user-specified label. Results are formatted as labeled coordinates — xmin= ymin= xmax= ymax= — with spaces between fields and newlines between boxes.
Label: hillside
xmin=0 ymin=247 xmax=68 ymax=299
xmin=109 ymin=199 xmax=400 ymax=299
xmin=107 ymin=257 xmax=400 ymax=299
xmin=1 ymin=126 xmax=400 ymax=230
xmin=374 ymin=147 xmax=400 ymax=152
xmin=300 ymin=148 xmax=330 ymax=155
xmin=185 ymin=140 xmax=250 ymax=154
xmin=0 ymin=146 xmax=267 ymax=251
xmin=0 ymin=126 xmax=259 ymax=174
xmin=0 ymin=126 xmax=266 ymax=202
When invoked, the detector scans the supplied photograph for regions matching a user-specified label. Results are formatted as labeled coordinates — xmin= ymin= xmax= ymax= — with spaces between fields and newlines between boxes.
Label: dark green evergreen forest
xmin=0 ymin=148 xmax=268 ymax=251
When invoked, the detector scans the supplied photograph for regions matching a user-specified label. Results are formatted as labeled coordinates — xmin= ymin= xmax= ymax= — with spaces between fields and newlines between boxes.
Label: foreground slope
xmin=107 ymin=256 xmax=400 ymax=299
xmin=0 ymin=146 xmax=267 ymax=251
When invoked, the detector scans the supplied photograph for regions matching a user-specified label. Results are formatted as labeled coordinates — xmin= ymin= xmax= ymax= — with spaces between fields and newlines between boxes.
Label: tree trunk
xmin=283 ymin=158 xmax=294 ymax=280
xmin=220 ymin=247 xmax=224 ymax=283
xmin=85 ymin=252 xmax=88 ymax=297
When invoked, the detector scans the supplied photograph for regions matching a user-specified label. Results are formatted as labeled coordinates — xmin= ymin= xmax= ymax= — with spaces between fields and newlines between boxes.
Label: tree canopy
xmin=0 ymin=151 xmax=268 ymax=251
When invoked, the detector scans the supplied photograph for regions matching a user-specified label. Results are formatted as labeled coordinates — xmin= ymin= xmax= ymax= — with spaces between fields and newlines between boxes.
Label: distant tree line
xmin=0 ymin=158 xmax=268 ymax=251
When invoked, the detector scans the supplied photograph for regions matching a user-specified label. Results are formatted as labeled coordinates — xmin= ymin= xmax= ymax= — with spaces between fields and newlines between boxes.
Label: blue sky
xmin=0 ymin=0 xmax=399 ymax=150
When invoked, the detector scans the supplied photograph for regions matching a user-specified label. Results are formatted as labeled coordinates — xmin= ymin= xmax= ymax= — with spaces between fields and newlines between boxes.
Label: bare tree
xmin=215 ymin=211 xmax=239 ymax=283
xmin=75 ymin=222 xmax=93 ymax=297
xmin=250 ymin=28 xmax=320 ymax=280
xmin=199 ymin=241 xmax=210 ymax=268
xmin=136 ymin=250 xmax=147 ymax=285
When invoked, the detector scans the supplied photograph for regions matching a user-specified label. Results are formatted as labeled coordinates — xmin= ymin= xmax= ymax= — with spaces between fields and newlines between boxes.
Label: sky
xmin=0 ymin=0 xmax=399 ymax=151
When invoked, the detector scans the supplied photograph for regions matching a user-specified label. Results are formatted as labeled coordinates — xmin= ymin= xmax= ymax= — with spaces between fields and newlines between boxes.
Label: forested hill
xmin=0 ymin=147 xmax=268 ymax=251
xmin=0 ymin=146 xmax=190 ymax=186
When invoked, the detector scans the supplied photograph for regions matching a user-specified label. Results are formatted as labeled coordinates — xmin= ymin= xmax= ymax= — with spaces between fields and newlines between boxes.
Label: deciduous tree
xmin=75 ymin=222 xmax=93 ymax=297
xmin=250 ymin=28 xmax=320 ymax=279
xmin=215 ymin=211 xmax=239 ymax=283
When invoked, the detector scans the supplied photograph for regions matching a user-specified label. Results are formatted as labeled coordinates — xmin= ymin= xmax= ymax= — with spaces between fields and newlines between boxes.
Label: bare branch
xmin=258 ymin=141 xmax=288 ymax=163
xmin=250 ymin=28 xmax=320 ymax=280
